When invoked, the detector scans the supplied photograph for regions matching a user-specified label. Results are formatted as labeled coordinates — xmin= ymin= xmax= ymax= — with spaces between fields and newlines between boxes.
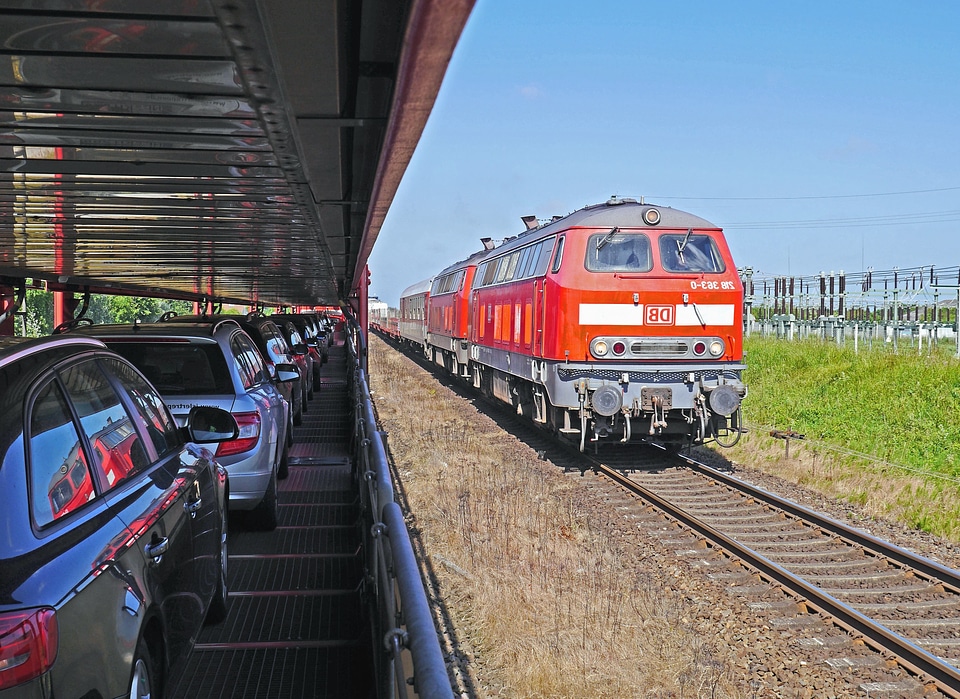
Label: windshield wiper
xmin=692 ymin=302 xmax=706 ymax=327
xmin=676 ymin=228 xmax=692 ymax=264
xmin=596 ymin=226 xmax=620 ymax=251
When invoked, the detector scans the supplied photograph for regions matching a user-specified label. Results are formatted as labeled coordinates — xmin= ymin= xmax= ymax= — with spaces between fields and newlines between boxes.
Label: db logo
xmin=646 ymin=305 xmax=674 ymax=325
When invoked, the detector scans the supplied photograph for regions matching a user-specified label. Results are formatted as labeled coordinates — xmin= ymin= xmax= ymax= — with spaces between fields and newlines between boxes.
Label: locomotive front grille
xmin=630 ymin=340 xmax=688 ymax=356
xmin=558 ymin=367 xmax=742 ymax=384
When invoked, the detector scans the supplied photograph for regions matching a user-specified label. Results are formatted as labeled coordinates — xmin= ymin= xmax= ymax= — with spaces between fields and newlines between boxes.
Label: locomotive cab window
xmin=658 ymin=232 xmax=725 ymax=273
xmin=585 ymin=232 xmax=652 ymax=272
xmin=550 ymin=236 xmax=564 ymax=273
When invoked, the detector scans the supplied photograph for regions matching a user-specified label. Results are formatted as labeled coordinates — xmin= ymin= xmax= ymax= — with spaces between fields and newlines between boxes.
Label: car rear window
xmin=106 ymin=342 xmax=233 ymax=395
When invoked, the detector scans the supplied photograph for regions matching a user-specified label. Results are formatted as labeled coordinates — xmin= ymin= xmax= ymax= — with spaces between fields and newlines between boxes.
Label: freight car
xmin=396 ymin=197 xmax=746 ymax=450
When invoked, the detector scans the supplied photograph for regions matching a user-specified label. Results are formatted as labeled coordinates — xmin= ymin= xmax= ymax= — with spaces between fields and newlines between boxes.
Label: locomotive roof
xmin=433 ymin=198 xmax=719 ymax=277
xmin=399 ymin=277 xmax=432 ymax=298
xmin=541 ymin=198 xmax=717 ymax=232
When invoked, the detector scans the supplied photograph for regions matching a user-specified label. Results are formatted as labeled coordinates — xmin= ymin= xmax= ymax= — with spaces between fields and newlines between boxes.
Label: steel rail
xmin=679 ymin=453 xmax=960 ymax=595
xmin=590 ymin=457 xmax=960 ymax=698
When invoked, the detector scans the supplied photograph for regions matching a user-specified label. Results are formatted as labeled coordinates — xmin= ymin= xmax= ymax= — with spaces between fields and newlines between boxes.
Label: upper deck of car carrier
xmin=0 ymin=3 xmax=474 ymax=698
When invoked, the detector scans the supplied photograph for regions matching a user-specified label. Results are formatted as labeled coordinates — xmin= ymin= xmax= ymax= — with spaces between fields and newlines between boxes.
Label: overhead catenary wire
xmin=645 ymin=186 xmax=960 ymax=231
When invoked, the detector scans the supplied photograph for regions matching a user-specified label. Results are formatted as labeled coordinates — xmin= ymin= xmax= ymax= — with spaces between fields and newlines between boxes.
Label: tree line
xmin=20 ymin=290 xmax=195 ymax=337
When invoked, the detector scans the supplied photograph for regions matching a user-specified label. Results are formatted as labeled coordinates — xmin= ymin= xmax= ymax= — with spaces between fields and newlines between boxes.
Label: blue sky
xmin=369 ymin=1 xmax=960 ymax=305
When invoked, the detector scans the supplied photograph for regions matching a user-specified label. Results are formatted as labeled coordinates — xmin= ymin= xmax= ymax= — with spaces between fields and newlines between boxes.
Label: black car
xmin=270 ymin=313 xmax=327 ymax=391
xmin=0 ymin=335 xmax=236 ymax=698
xmin=268 ymin=318 xmax=315 ymax=399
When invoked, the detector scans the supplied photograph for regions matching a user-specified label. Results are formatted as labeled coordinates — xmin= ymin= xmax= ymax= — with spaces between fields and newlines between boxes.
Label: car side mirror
xmin=184 ymin=406 xmax=239 ymax=443
xmin=292 ymin=343 xmax=308 ymax=355
xmin=305 ymin=337 xmax=318 ymax=348
xmin=274 ymin=363 xmax=300 ymax=383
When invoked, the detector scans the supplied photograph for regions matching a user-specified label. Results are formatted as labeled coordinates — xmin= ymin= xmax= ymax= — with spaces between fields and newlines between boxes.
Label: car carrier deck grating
xmin=167 ymin=343 xmax=372 ymax=698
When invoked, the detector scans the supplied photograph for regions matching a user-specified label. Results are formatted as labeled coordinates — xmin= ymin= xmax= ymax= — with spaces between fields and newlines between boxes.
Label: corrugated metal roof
xmin=0 ymin=0 xmax=473 ymax=307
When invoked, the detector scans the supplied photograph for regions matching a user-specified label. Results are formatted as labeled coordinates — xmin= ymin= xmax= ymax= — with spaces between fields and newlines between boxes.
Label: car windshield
xmin=107 ymin=342 xmax=233 ymax=395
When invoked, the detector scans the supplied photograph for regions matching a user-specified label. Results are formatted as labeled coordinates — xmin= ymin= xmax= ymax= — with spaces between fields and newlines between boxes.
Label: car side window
xmin=59 ymin=360 xmax=151 ymax=491
xmin=231 ymin=336 xmax=256 ymax=389
xmin=105 ymin=358 xmax=181 ymax=457
xmin=29 ymin=378 xmax=95 ymax=526
xmin=263 ymin=324 xmax=285 ymax=358
xmin=273 ymin=327 xmax=292 ymax=354
xmin=231 ymin=333 xmax=267 ymax=387
xmin=239 ymin=334 xmax=268 ymax=384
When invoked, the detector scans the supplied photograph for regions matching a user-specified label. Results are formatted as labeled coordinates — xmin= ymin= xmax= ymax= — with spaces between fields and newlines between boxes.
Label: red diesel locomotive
xmin=395 ymin=197 xmax=746 ymax=450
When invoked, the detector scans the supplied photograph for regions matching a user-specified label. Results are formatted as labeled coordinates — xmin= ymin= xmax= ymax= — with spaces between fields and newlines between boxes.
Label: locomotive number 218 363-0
xmin=691 ymin=280 xmax=737 ymax=290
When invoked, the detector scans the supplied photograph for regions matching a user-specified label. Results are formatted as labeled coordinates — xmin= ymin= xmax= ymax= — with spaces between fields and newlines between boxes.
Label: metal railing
xmin=346 ymin=320 xmax=454 ymax=699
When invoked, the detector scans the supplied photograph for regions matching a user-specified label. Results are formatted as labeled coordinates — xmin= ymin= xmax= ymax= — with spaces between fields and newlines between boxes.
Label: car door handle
xmin=145 ymin=536 xmax=169 ymax=562
xmin=184 ymin=498 xmax=203 ymax=517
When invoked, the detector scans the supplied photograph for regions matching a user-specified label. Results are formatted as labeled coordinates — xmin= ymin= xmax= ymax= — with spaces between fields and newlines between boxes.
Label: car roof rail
xmin=211 ymin=318 xmax=242 ymax=334
xmin=51 ymin=317 xmax=95 ymax=334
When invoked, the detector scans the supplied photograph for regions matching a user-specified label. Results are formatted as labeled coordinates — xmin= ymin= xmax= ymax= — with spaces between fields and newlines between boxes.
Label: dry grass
xmin=369 ymin=337 xmax=746 ymax=698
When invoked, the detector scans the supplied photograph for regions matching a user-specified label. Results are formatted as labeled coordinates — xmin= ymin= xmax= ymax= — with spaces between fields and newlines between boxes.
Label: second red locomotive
xmin=390 ymin=197 xmax=746 ymax=451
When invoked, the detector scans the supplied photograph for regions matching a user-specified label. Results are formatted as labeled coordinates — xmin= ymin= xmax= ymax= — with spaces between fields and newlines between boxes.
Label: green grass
xmin=741 ymin=336 xmax=960 ymax=478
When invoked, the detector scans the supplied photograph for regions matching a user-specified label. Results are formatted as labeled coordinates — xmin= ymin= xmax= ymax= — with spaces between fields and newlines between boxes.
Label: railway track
xmin=590 ymin=449 xmax=960 ymax=697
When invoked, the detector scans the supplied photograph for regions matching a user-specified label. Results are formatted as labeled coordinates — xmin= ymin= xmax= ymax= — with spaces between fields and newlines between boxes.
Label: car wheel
xmin=248 ymin=469 xmax=278 ymax=531
xmin=205 ymin=506 xmax=229 ymax=625
xmin=128 ymin=637 xmax=159 ymax=699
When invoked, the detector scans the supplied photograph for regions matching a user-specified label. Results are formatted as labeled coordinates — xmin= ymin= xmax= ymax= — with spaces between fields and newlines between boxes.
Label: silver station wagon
xmin=73 ymin=319 xmax=298 ymax=531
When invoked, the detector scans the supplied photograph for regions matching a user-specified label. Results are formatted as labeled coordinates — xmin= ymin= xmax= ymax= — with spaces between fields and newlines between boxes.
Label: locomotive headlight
xmin=709 ymin=340 xmax=724 ymax=357
xmin=592 ymin=340 xmax=609 ymax=357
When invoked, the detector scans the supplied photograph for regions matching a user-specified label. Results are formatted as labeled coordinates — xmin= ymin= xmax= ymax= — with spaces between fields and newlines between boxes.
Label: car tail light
xmin=216 ymin=411 xmax=261 ymax=457
xmin=0 ymin=609 xmax=58 ymax=689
